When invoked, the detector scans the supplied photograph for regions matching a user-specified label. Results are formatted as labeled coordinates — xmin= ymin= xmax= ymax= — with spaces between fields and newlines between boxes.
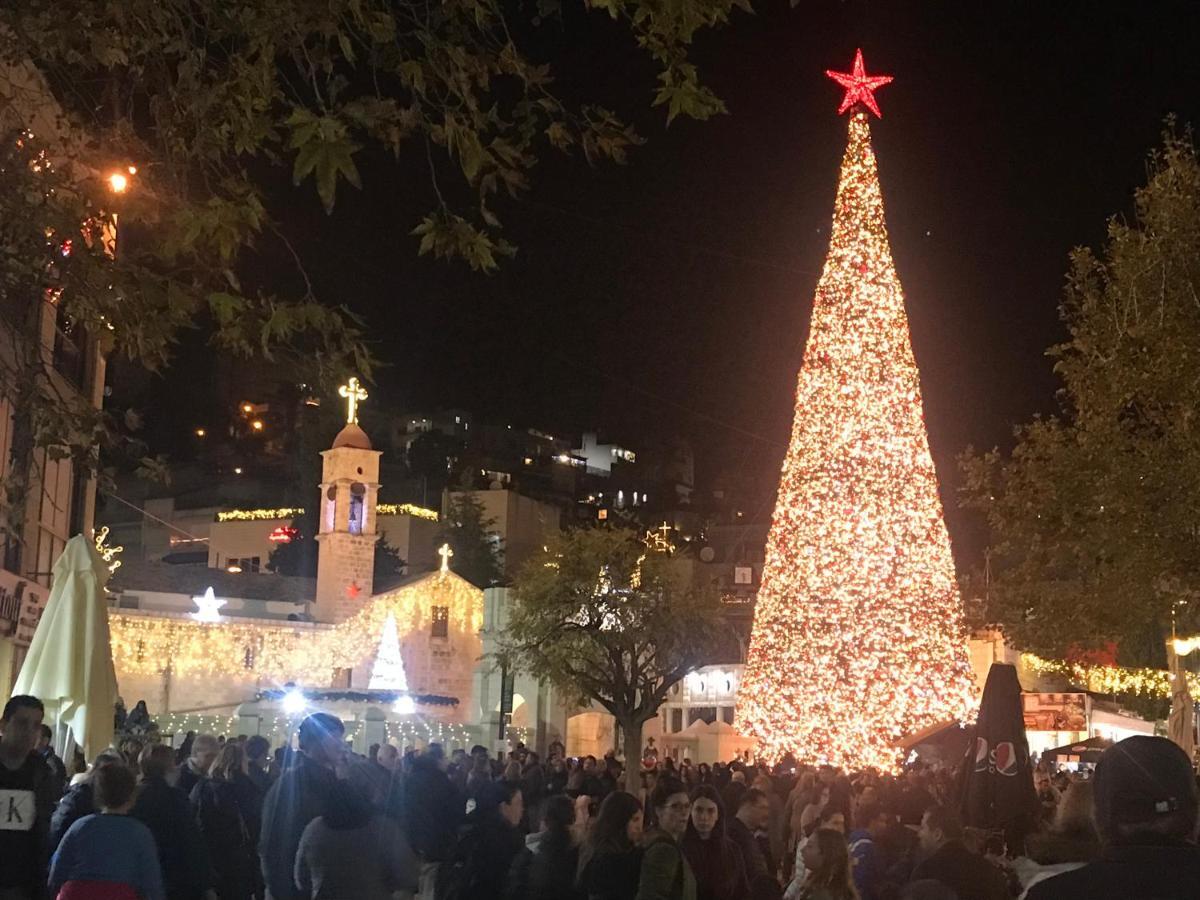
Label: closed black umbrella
xmin=957 ymin=663 xmax=1039 ymax=850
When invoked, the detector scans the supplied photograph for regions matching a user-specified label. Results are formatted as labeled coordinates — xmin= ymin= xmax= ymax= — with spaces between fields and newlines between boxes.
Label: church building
xmin=107 ymin=382 xmax=569 ymax=754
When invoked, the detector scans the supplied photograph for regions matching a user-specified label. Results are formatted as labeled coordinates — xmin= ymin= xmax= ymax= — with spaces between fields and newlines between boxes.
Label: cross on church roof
xmin=338 ymin=376 xmax=368 ymax=424
xmin=438 ymin=542 xmax=454 ymax=574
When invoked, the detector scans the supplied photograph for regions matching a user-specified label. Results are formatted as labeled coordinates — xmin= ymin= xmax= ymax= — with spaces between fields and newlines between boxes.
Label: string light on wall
xmin=109 ymin=571 xmax=483 ymax=681
xmin=735 ymin=51 xmax=977 ymax=772
xmin=216 ymin=503 xmax=438 ymax=523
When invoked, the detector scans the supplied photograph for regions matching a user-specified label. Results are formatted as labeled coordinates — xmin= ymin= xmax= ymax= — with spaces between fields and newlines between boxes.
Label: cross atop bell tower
xmin=338 ymin=376 xmax=368 ymax=424
xmin=315 ymin=376 xmax=381 ymax=624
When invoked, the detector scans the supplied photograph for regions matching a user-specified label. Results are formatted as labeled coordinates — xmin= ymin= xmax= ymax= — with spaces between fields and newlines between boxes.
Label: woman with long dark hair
xmin=191 ymin=743 xmax=257 ymax=900
xmin=578 ymin=791 xmax=645 ymax=900
xmin=681 ymin=785 xmax=748 ymax=900
xmin=794 ymin=829 xmax=858 ymax=900
xmin=507 ymin=793 xmax=583 ymax=900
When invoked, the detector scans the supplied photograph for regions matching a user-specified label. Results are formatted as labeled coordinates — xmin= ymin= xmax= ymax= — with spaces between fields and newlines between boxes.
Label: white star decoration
xmin=192 ymin=587 xmax=226 ymax=623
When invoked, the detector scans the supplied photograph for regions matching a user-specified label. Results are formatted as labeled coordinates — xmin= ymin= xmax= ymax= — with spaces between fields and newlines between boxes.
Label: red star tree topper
xmin=826 ymin=48 xmax=893 ymax=117
xmin=734 ymin=54 xmax=976 ymax=770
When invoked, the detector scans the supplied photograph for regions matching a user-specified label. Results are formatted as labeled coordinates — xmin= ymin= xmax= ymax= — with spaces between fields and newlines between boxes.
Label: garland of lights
xmin=734 ymin=54 xmax=977 ymax=772
xmin=256 ymin=688 xmax=460 ymax=707
xmin=149 ymin=711 xmax=477 ymax=748
xmin=216 ymin=503 xmax=439 ymax=523
xmin=1021 ymin=653 xmax=1200 ymax=699
xmin=108 ymin=571 xmax=482 ymax=681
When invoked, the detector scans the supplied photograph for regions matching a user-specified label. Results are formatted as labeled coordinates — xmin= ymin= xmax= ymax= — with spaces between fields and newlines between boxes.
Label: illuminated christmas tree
xmin=369 ymin=613 xmax=409 ymax=691
xmin=735 ymin=50 xmax=977 ymax=771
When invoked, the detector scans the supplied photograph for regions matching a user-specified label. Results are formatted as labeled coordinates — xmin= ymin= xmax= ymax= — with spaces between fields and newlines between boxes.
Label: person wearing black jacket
xmin=132 ymin=743 xmax=217 ymax=900
xmin=1025 ymin=736 xmax=1200 ymax=900
xmin=577 ymin=791 xmax=644 ymax=900
xmin=259 ymin=713 xmax=343 ymax=900
xmin=192 ymin=743 xmax=259 ymax=900
xmin=0 ymin=695 xmax=57 ymax=900
xmin=47 ymin=750 xmax=124 ymax=854
xmin=507 ymin=794 xmax=583 ymax=900
xmin=911 ymin=806 xmax=1007 ymax=900
xmin=681 ymin=785 xmax=748 ymax=900
xmin=406 ymin=743 xmax=463 ymax=898
xmin=177 ymin=734 xmax=219 ymax=797
xmin=35 ymin=725 xmax=66 ymax=801
xmin=442 ymin=780 xmax=525 ymax=900
xmin=727 ymin=789 xmax=772 ymax=886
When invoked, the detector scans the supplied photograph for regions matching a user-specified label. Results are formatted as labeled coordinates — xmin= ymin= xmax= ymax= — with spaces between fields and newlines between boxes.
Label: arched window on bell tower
xmin=349 ymin=482 xmax=366 ymax=535
xmin=322 ymin=485 xmax=336 ymax=533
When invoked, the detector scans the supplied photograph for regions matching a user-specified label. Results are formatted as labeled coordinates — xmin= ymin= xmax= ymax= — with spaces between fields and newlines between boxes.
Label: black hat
xmin=1093 ymin=736 xmax=1198 ymax=837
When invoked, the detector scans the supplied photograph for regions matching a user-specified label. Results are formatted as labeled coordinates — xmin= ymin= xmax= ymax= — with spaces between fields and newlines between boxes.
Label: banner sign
xmin=498 ymin=665 xmax=516 ymax=740
xmin=0 ymin=571 xmax=47 ymax=647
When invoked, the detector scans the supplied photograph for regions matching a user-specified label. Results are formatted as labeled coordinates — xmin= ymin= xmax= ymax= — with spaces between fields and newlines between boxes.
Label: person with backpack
xmin=438 ymin=780 xmax=524 ymax=900
xmin=577 ymin=791 xmax=645 ymax=900
xmin=637 ymin=778 xmax=696 ymax=900
xmin=191 ymin=743 xmax=258 ymax=900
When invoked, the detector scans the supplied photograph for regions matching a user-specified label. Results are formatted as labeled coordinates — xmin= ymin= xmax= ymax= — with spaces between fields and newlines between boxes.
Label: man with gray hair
xmin=177 ymin=733 xmax=219 ymax=797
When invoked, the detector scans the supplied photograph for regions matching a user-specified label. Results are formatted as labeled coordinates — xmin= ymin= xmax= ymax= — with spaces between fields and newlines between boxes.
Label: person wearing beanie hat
xmin=1026 ymin=735 xmax=1200 ymax=899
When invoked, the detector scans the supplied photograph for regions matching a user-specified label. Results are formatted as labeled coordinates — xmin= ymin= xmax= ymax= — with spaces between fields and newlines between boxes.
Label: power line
xmin=99 ymin=490 xmax=209 ymax=543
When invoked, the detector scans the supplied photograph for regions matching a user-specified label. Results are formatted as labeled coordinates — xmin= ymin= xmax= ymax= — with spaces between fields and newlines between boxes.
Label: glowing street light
xmin=108 ymin=172 xmax=128 ymax=193
xmin=394 ymin=696 xmax=416 ymax=715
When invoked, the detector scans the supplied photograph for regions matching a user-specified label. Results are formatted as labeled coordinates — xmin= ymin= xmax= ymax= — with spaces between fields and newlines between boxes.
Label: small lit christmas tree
xmin=369 ymin=613 xmax=409 ymax=691
xmin=735 ymin=50 xmax=977 ymax=771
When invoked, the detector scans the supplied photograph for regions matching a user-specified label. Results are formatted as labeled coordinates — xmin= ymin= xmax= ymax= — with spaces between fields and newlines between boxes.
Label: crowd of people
xmin=2 ymin=692 xmax=1200 ymax=900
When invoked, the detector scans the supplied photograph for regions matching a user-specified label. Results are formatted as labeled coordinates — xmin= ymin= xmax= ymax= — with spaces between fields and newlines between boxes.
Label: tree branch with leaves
xmin=500 ymin=526 xmax=720 ymax=790
xmin=959 ymin=123 xmax=1200 ymax=668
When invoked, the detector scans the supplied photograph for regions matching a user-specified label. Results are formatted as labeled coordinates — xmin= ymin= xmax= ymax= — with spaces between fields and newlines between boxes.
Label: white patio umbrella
xmin=1168 ymin=644 xmax=1195 ymax=762
xmin=13 ymin=534 xmax=117 ymax=759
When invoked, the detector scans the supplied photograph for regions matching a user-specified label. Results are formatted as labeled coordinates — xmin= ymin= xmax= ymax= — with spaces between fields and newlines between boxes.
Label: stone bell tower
xmin=315 ymin=378 xmax=381 ymax=624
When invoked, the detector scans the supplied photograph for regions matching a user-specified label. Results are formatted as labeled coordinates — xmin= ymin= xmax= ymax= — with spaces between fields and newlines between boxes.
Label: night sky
xmin=142 ymin=2 xmax=1200 ymax=565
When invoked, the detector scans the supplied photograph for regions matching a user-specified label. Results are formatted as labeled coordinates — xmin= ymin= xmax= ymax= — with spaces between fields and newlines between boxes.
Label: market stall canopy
xmin=14 ymin=535 xmax=118 ymax=759
xmin=1040 ymin=735 xmax=1113 ymax=766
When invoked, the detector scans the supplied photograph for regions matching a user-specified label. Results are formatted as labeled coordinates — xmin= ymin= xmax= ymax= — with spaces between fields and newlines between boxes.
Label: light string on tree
xmin=734 ymin=51 xmax=977 ymax=772
xmin=1021 ymin=653 xmax=1200 ymax=699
